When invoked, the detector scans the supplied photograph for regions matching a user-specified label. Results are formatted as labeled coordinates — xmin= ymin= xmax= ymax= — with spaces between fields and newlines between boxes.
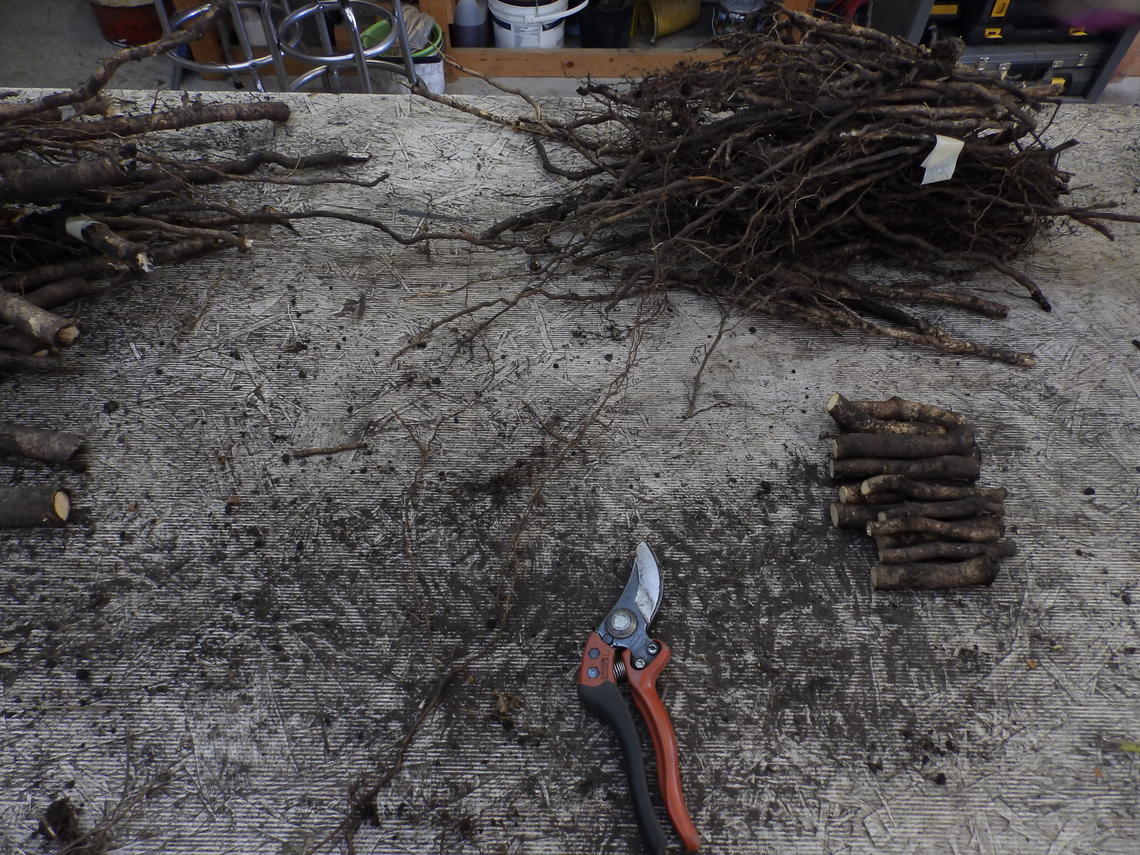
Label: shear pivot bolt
xmin=647 ymin=642 xmax=660 ymax=655
xmin=606 ymin=609 xmax=637 ymax=639
xmin=633 ymin=658 xmax=647 ymax=670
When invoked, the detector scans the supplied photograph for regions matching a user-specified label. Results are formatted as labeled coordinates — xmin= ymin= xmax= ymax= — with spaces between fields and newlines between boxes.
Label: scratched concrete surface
xmin=1 ymin=92 xmax=1138 ymax=855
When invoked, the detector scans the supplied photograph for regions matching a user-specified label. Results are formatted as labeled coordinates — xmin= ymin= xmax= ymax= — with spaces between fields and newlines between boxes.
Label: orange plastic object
xmin=577 ymin=631 xmax=618 ymax=688
xmin=624 ymin=644 xmax=700 ymax=853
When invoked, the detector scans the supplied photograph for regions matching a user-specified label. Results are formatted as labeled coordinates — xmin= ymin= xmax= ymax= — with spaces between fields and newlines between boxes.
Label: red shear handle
xmin=623 ymin=644 xmax=701 ymax=853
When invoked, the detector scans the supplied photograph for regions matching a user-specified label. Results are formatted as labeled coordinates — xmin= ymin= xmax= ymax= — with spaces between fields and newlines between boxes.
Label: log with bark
xmin=0 ymin=486 xmax=70 ymax=527
xmin=0 ymin=423 xmax=84 ymax=464
xmin=829 ymin=453 xmax=981 ymax=482
xmin=871 ymin=556 xmax=1000 ymax=590
xmin=830 ymin=495 xmax=1002 ymax=529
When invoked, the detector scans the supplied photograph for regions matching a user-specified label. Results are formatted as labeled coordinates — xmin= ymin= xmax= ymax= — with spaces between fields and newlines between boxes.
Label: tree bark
xmin=0 ymin=327 xmax=45 ymax=355
xmin=1 ymin=102 xmax=291 ymax=152
xmin=0 ymin=351 xmax=63 ymax=372
xmin=836 ymin=484 xmax=904 ymax=504
xmin=0 ymin=156 xmax=127 ymax=202
xmin=22 ymin=277 xmax=98 ymax=309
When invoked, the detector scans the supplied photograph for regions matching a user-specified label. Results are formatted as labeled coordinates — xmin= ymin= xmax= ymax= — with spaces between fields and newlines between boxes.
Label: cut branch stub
xmin=831 ymin=428 xmax=975 ymax=460
xmin=65 ymin=217 xmax=153 ymax=271
xmin=829 ymin=503 xmax=883 ymax=529
xmin=0 ymin=422 xmax=84 ymax=464
xmin=0 ymin=486 xmax=70 ymax=527
xmin=22 ymin=278 xmax=98 ymax=310
xmin=0 ymin=292 xmax=78 ymax=347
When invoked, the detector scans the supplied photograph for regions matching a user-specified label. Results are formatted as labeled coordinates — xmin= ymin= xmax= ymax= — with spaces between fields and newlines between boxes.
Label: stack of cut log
xmin=825 ymin=393 xmax=1015 ymax=590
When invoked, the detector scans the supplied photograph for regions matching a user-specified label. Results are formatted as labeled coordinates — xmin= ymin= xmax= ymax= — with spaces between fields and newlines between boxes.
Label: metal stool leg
xmin=275 ymin=0 xmax=419 ymax=93
xmin=157 ymin=1 xmax=277 ymax=91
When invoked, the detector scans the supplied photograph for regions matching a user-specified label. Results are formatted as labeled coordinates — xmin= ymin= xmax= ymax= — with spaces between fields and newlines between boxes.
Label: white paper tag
xmin=920 ymin=135 xmax=964 ymax=185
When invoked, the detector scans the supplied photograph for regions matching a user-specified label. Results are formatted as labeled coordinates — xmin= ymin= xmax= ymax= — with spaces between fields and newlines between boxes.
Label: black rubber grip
xmin=579 ymin=680 xmax=666 ymax=855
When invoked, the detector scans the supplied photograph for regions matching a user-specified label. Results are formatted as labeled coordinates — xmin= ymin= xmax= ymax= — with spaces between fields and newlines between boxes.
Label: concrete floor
xmin=1 ymin=0 xmax=1137 ymax=100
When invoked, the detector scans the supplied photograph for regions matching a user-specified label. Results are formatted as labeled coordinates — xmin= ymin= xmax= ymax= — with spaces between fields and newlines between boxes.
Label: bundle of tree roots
xmin=824 ymin=393 xmax=1015 ymax=590
xmin=461 ymin=8 xmax=1140 ymax=366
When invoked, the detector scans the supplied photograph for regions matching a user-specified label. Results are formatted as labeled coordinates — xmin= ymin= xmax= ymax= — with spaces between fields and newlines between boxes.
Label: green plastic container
xmin=360 ymin=19 xmax=444 ymax=57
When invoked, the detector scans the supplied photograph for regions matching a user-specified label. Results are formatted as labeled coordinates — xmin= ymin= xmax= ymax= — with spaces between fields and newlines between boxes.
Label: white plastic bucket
xmin=488 ymin=0 xmax=588 ymax=48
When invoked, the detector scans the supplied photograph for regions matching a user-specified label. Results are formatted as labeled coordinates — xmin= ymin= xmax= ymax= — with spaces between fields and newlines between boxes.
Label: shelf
xmin=421 ymin=0 xmax=815 ymax=80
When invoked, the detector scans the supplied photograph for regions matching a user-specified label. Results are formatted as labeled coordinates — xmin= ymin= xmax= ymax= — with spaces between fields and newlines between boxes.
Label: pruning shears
xmin=576 ymin=542 xmax=700 ymax=854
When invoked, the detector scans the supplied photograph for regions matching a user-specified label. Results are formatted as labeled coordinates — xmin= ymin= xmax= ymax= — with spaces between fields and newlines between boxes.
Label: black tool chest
xmin=869 ymin=0 xmax=1138 ymax=100
xmin=958 ymin=40 xmax=1110 ymax=96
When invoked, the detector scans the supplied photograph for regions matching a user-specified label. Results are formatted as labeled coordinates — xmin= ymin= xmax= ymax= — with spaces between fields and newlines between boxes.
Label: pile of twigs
xmin=0 ymin=5 xmax=396 ymax=527
xmin=0 ymin=5 xmax=393 ymax=379
xmin=457 ymin=9 xmax=1139 ymax=366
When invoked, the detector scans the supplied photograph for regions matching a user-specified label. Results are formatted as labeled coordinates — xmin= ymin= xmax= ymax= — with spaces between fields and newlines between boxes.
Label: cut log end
xmin=55 ymin=324 xmax=79 ymax=346
xmin=53 ymin=490 xmax=71 ymax=522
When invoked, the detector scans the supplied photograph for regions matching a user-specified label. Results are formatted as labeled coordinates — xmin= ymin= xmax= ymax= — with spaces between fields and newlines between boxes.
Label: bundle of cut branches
xmin=451 ymin=9 xmax=1140 ymax=366
xmin=824 ymin=393 xmax=1016 ymax=590
xmin=0 ymin=4 xmax=401 ymax=526
xmin=0 ymin=4 xmax=392 ymax=380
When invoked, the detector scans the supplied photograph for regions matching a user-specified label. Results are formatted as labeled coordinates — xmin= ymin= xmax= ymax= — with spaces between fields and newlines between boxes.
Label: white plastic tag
xmin=920 ymin=135 xmax=964 ymax=185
